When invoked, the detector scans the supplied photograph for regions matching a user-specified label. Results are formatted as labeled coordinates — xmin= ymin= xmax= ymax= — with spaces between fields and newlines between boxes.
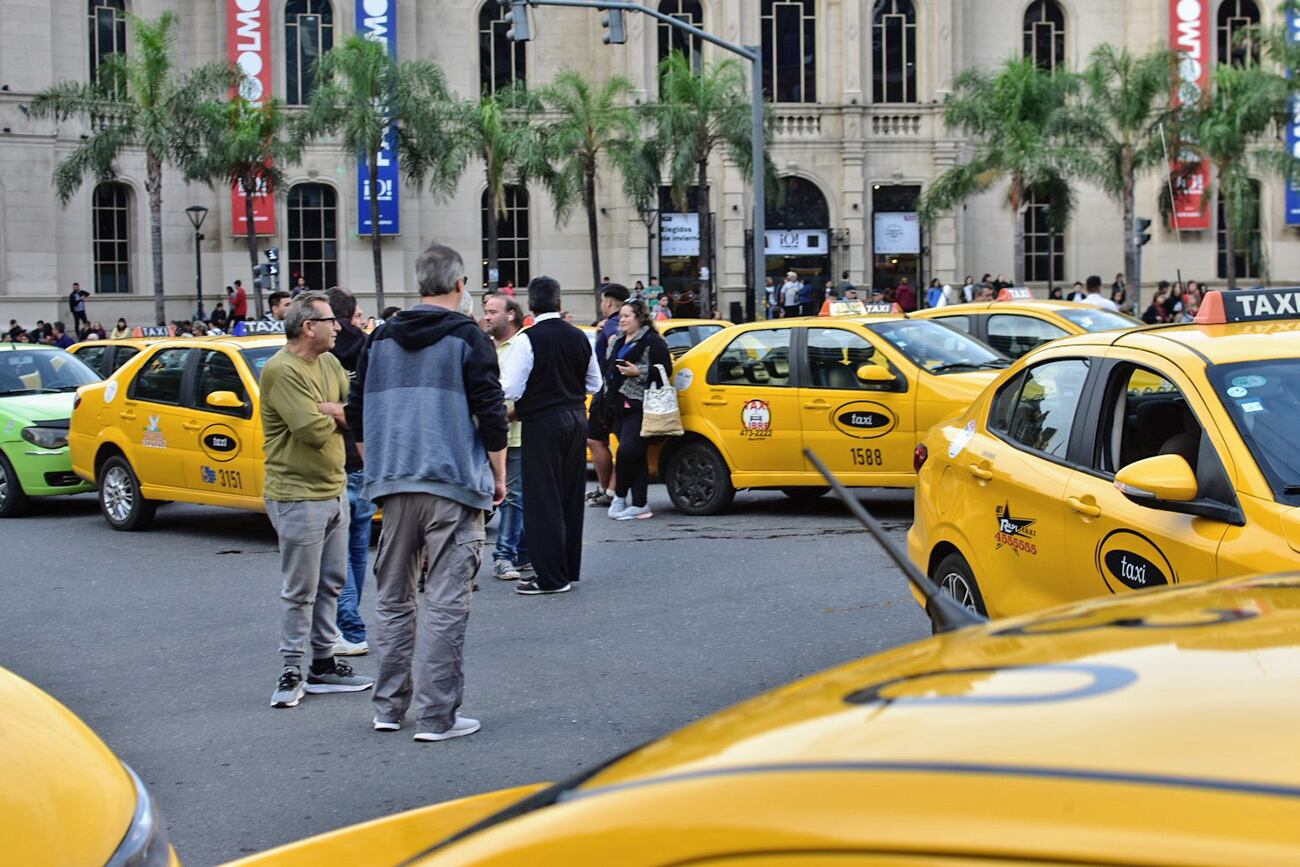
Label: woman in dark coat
xmin=602 ymin=300 xmax=672 ymax=521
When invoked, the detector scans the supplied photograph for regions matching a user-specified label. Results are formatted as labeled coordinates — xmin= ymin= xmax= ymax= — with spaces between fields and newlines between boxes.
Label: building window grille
xmin=93 ymin=182 xmax=131 ymax=294
xmin=1023 ymin=0 xmax=1065 ymax=72
xmin=288 ymin=183 xmax=338 ymax=293
xmin=481 ymin=186 xmax=530 ymax=289
xmin=1216 ymin=0 xmax=1259 ymax=67
xmin=286 ymin=0 xmax=334 ymax=105
xmin=762 ymin=0 xmax=816 ymax=104
xmin=479 ymin=2 xmax=526 ymax=95
xmin=88 ymin=0 xmax=126 ymax=87
xmin=872 ymin=0 xmax=916 ymax=104
xmin=1023 ymin=192 xmax=1064 ymax=283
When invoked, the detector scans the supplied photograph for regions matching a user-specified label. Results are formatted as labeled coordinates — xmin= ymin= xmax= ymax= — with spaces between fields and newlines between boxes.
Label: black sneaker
xmin=304 ymin=659 xmax=374 ymax=694
xmin=515 ymin=580 xmax=572 ymax=595
xmin=271 ymin=666 xmax=304 ymax=708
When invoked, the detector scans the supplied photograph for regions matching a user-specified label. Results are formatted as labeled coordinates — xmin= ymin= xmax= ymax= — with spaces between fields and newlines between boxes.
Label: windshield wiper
xmin=0 ymin=388 xmax=62 ymax=396
xmin=929 ymin=361 xmax=1006 ymax=374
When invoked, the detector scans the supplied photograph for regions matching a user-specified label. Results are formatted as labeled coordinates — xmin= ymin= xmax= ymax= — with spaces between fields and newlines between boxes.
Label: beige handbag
xmin=640 ymin=364 xmax=683 ymax=437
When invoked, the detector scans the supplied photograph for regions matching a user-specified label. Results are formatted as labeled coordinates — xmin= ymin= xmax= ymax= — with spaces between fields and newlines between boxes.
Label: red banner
xmin=1170 ymin=0 xmax=1211 ymax=230
xmin=227 ymin=0 xmax=276 ymax=235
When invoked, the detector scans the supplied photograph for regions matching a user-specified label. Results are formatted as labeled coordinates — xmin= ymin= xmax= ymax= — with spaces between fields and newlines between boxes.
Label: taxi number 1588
xmin=849 ymin=448 xmax=884 ymax=467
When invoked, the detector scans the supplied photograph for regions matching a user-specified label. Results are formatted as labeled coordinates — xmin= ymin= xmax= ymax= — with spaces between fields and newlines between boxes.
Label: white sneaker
xmin=607 ymin=496 xmax=628 ymax=519
xmin=333 ymin=637 xmax=369 ymax=656
xmin=616 ymin=503 xmax=653 ymax=521
xmin=413 ymin=715 xmax=481 ymax=742
xmin=372 ymin=716 xmax=401 ymax=732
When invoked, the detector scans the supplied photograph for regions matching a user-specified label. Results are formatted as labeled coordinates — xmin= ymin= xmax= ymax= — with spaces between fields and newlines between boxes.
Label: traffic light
xmin=1135 ymin=217 xmax=1152 ymax=248
xmin=252 ymin=264 xmax=269 ymax=291
xmin=265 ymin=247 xmax=279 ymax=264
xmin=502 ymin=0 xmax=532 ymax=42
xmin=600 ymin=7 xmax=626 ymax=44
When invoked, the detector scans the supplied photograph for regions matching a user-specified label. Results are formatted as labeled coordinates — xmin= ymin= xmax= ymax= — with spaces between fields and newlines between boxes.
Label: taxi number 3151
xmin=218 ymin=469 xmax=242 ymax=490
xmin=849 ymin=448 xmax=884 ymax=467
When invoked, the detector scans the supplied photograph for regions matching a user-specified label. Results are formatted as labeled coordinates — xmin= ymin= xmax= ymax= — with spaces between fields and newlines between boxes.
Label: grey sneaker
xmin=304 ymin=659 xmax=374 ymax=694
xmin=492 ymin=559 xmax=521 ymax=581
xmin=607 ymin=496 xmax=628 ymax=519
xmin=271 ymin=666 xmax=304 ymax=708
xmin=616 ymin=504 xmax=653 ymax=521
xmin=372 ymin=716 xmax=401 ymax=732
xmin=413 ymin=715 xmax=481 ymax=742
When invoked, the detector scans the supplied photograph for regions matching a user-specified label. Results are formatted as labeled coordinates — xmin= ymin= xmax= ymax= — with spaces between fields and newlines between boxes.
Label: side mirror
xmin=206 ymin=390 xmax=244 ymax=409
xmin=856 ymin=364 xmax=896 ymax=384
xmin=1114 ymin=454 xmax=1198 ymax=503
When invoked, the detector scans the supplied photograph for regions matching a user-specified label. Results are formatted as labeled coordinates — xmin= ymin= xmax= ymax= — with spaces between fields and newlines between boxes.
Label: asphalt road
xmin=0 ymin=485 xmax=929 ymax=866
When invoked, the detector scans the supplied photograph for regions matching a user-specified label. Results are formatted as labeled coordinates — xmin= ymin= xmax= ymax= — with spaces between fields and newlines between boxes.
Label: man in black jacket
xmin=327 ymin=286 xmax=375 ymax=656
xmin=500 ymin=276 xmax=601 ymax=595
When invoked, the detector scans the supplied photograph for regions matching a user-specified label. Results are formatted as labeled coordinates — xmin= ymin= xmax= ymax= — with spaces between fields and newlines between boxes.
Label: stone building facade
xmin=0 ymin=0 xmax=1290 ymax=326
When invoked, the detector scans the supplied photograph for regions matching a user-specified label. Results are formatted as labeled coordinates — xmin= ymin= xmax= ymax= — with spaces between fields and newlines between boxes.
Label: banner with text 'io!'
xmin=227 ymin=0 xmax=276 ymax=236
xmin=1170 ymin=0 xmax=1211 ymax=230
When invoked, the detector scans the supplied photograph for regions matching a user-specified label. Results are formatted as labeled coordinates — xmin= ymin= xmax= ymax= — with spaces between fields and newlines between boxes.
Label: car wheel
xmin=99 ymin=455 xmax=156 ymax=531
xmin=780 ymin=486 xmax=829 ymax=501
xmin=0 ymin=453 xmax=30 ymax=518
xmin=932 ymin=551 xmax=987 ymax=620
xmin=666 ymin=441 xmax=736 ymax=516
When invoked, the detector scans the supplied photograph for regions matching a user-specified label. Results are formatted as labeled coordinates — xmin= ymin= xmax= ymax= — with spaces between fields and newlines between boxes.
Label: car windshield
xmin=1058 ymin=308 xmax=1140 ymax=332
xmin=0 ymin=349 xmax=101 ymax=395
xmin=240 ymin=347 xmax=281 ymax=381
xmin=865 ymin=319 xmax=1009 ymax=374
xmin=1207 ymin=358 xmax=1300 ymax=506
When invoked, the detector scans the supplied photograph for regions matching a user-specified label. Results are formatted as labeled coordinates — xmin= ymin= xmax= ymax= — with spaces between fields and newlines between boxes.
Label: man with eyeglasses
xmin=261 ymin=291 xmax=374 ymax=709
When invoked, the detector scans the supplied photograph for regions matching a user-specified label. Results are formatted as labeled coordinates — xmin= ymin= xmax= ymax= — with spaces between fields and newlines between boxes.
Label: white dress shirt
xmin=500 ymin=312 xmax=602 ymax=402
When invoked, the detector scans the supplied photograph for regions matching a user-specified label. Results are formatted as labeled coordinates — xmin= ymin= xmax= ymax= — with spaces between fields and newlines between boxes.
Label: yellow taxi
xmin=69 ymin=329 xmax=286 ymax=530
xmin=230 ymin=564 xmax=1300 ymax=865
xmin=909 ymin=287 xmax=1300 ymax=619
xmin=658 ymin=311 xmax=1010 ymax=514
xmin=69 ymin=336 xmax=164 ymax=378
xmin=2 ymin=664 xmax=177 ymax=866
xmin=913 ymin=288 xmax=1140 ymax=358
xmin=658 ymin=317 xmax=731 ymax=359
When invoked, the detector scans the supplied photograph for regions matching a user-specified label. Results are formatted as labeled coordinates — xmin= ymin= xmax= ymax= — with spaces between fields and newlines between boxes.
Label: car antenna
xmin=805 ymin=449 xmax=986 ymax=633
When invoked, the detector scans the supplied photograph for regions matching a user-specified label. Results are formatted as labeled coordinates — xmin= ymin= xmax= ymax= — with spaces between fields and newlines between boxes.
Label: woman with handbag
xmin=604 ymin=300 xmax=672 ymax=521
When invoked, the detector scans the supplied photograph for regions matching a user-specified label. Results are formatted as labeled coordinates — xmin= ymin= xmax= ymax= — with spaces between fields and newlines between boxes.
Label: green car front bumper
xmin=0 ymin=440 xmax=95 ymax=497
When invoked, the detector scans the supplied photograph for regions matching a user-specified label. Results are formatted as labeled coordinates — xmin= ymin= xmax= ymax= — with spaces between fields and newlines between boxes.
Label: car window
xmin=0 ymin=349 xmax=99 ymax=394
xmin=195 ymin=350 xmax=248 ymax=415
xmin=989 ymin=358 xmax=1091 ymax=458
xmin=1208 ymin=358 xmax=1300 ymax=506
xmin=933 ymin=315 xmax=972 ymax=334
xmin=805 ymin=328 xmax=891 ymax=390
xmin=866 ymin=319 xmax=1008 ymax=374
xmin=1058 ymin=308 xmax=1139 ymax=333
xmin=110 ymin=346 xmax=139 ymax=373
xmin=130 ymin=348 xmax=191 ymax=405
xmin=239 ymin=347 xmax=280 ymax=381
xmin=664 ymin=328 xmax=695 ymax=357
xmin=713 ymin=329 xmax=792 ymax=387
xmin=986 ymin=314 xmax=1069 ymax=358
xmin=73 ymin=345 xmax=109 ymax=374
xmin=1097 ymin=366 xmax=1203 ymax=474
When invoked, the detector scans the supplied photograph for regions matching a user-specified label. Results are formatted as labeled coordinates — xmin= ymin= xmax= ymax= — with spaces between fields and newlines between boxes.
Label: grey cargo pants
xmin=266 ymin=491 xmax=349 ymax=669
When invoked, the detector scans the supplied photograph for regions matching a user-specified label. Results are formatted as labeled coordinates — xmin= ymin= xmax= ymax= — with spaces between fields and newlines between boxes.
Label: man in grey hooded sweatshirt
xmin=346 ymin=241 xmax=507 ymax=742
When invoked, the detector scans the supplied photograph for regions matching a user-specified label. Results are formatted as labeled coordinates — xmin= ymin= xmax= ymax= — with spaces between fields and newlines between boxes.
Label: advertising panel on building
xmin=228 ymin=0 xmax=276 ymax=235
xmin=661 ymin=213 xmax=700 ymax=256
xmin=1169 ymin=0 xmax=1211 ymax=230
xmin=872 ymin=212 xmax=920 ymax=255
xmin=357 ymin=0 xmax=400 ymax=236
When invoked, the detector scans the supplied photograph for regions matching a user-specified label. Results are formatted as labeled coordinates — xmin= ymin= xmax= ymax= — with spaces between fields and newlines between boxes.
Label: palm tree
xmin=296 ymin=35 xmax=458 ymax=311
xmin=653 ymin=52 xmax=771 ymax=313
xmin=918 ymin=58 xmax=1085 ymax=286
xmin=189 ymin=97 xmax=300 ymax=319
xmin=1077 ymin=45 xmax=1175 ymax=301
xmin=29 ymin=12 xmax=233 ymax=324
xmin=540 ymin=71 xmax=639 ymax=308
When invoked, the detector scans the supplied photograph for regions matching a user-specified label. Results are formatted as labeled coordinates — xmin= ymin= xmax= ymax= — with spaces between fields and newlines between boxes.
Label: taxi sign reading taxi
xmin=132 ymin=325 xmax=173 ymax=338
xmin=233 ymin=320 xmax=286 ymax=336
xmin=997 ymin=287 xmax=1034 ymax=301
xmin=1195 ymin=287 xmax=1300 ymax=324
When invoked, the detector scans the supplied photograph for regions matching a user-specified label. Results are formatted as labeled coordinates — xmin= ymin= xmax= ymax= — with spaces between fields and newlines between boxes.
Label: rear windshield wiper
xmin=0 ymin=388 xmax=62 ymax=395
xmin=929 ymin=361 xmax=1006 ymax=374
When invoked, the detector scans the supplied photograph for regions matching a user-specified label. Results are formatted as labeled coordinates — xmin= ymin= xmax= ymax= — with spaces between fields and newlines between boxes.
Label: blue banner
xmin=1288 ymin=7 xmax=1300 ymax=225
xmin=356 ymin=0 xmax=400 ymax=236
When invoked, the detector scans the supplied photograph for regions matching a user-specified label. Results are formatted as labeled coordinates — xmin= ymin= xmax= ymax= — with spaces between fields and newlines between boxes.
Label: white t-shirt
xmin=782 ymin=281 xmax=801 ymax=306
xmin=1082 ymin=292 xmax=1119 ymax=311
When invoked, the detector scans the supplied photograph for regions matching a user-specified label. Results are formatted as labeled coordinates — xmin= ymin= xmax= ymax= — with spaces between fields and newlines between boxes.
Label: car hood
xmin=0 ymin=667 xmax=136 ymax=866
xmin=0 ymin=392 xmax=75 ymax=429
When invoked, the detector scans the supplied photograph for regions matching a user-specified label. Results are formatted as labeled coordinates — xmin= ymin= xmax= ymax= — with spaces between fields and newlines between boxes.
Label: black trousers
xmin=521 ymin=408 xmax=587 ymax=590
xmin=614 ymin=409 xmax=649 ymax=507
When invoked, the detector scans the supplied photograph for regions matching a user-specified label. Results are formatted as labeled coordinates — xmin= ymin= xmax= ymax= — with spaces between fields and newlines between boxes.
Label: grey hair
xmin=415 ymin=241 xmax=464 ymax=297
xmin=284 ymin=290 xmax=331 ymax=339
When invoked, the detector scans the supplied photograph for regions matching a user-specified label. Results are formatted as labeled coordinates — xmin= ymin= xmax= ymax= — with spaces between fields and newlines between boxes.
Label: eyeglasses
xmin=306 ymin=316 xmax=338 ymax=325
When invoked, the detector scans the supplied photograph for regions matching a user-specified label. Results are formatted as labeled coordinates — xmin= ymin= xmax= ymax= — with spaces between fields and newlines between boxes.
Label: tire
xmin=931 ymin=551 xmax=987 ymax=623
xmin=665 ymin=441 xmax=736 ymax=516
xmin=0 ymin=453 xmax=30 ymax=518
xmin=98 ymin=455 xmax=156 ymax=531
xmin=780 ymin=486 xmax=830 ymax=501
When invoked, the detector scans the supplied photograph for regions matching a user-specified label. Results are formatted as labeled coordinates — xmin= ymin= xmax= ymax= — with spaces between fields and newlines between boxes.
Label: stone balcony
xmin=771 ymin=103 xmax=945 ymax=145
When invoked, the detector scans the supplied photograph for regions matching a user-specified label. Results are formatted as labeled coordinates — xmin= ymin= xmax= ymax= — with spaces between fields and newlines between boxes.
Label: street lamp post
xmin=185 ymin=205 xmax=209 ymax=321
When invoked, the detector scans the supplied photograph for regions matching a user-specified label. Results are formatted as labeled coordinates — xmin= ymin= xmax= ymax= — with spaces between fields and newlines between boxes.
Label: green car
xmin=0 ymin=344 xmax=101 ymax=516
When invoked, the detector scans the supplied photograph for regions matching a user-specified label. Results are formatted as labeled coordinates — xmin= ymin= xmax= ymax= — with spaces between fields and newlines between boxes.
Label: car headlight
xmin=106 ymin=764 xmax=173 ymax=867
xmin=21 ymin=426 xmax=68 ymax=449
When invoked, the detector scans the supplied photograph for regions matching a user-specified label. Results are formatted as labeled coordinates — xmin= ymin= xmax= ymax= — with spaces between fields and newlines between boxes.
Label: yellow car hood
xmin=0 ymin=667 xmax=135 ymax=866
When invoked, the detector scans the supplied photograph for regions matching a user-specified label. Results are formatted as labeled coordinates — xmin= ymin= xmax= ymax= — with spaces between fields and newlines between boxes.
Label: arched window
xmin=1023 ymin=0 xmax=1065 ymax=72
xmin=480 ymin=2 xmax=526 ymax=95
xmin=1217 ymin=0 xmax=1260 ymax=67
xmin=658 ymin=1 xmax=703 ymax=72
xmin=482 ymin=186 xmax=530 ymax=289
xmin=288 ymin=184 xmax=338 ymax=293
xmin=88 ymin=0 xmax=126 ymax=85
xmin=1023 ymin=191 xmax=1064 ymax=283
xmin=873 ymin=0 xmax=916 ymax=104
xmin=1217 ymin=181 xmax=1262 ymax=279
xmin=761 ymin=0 xmax=816 ymax=104
xmin=769 ymin=177 xmax=830 ymax=229
xmin=92 ymin=182 xmax=131 ymax=294
xmin=286 ymin=0 xmax=334 ymax=105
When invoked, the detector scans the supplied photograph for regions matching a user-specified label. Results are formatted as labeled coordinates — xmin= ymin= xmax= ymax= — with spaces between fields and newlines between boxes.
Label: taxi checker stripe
xmin=566 ymin=760 xmax=1300 ymax=803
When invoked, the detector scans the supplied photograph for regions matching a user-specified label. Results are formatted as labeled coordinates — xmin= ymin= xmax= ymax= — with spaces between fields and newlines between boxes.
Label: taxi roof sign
xmin=132 ymin=325 xmax=173 ymax=338
xmin=997 ymin=287 xmax=1034 ymax=302
xmin=233 ymin=319 xmax=286 ymax=336
xmin=1194 ymin=287 xmax=1300 ymax=325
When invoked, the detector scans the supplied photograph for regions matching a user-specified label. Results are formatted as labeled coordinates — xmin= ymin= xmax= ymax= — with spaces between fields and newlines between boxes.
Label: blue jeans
xmin=494 ymin=447 xmax=529 ymax=565
xmin=337 ymin=470 xmax=377 ymax=643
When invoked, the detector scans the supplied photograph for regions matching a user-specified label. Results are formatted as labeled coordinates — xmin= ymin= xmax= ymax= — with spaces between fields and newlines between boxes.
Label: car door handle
xmin=702 ymin=396 xmax=727 ymax=407
xmin=118 ymin=411 xmax=136 ymax=422
xmin=182 ymin=420 xmax=202 ymax=432
xmin=803 ymin=399 xmax=831 ymax=410
xmin=967 ymin=463 xmax=993 ymax=481
xmin=1067 ymin=496 xmax=1103 ymax=518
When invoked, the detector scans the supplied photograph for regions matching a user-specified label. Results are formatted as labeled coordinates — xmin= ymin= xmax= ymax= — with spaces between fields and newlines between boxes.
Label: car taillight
xmin=913 ymin=443 xmax=928 ymax=472
xmin=73 ymin=393 xmax=81 ymax=410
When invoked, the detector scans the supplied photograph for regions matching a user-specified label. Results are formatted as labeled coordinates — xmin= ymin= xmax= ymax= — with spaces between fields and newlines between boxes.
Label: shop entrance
xmin=766 ymin=177 xmax=832 ymax=309
xmin=871 ymin=184 xmax=921 ymax=296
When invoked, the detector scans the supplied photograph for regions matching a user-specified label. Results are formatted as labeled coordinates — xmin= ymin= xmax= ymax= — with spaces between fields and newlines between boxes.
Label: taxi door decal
xmin=1096 ymin=529 xmax=1178 ymax=592
xmin=831 ymin=401 xmax=897 ymax=439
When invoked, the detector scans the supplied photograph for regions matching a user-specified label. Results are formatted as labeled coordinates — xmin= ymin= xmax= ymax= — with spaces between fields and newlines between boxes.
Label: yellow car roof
xmin=915 ymin=299 xmax=1119 ymax=317
xmin=68 ymin=337 xmax=160 ymax=352
xmin=660 ymin=318 xmax=732 ymax=329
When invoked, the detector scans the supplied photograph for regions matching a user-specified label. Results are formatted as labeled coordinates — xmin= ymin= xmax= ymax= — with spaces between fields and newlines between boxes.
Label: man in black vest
xmin=500 ymin=276 xmax=601 ymax=595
